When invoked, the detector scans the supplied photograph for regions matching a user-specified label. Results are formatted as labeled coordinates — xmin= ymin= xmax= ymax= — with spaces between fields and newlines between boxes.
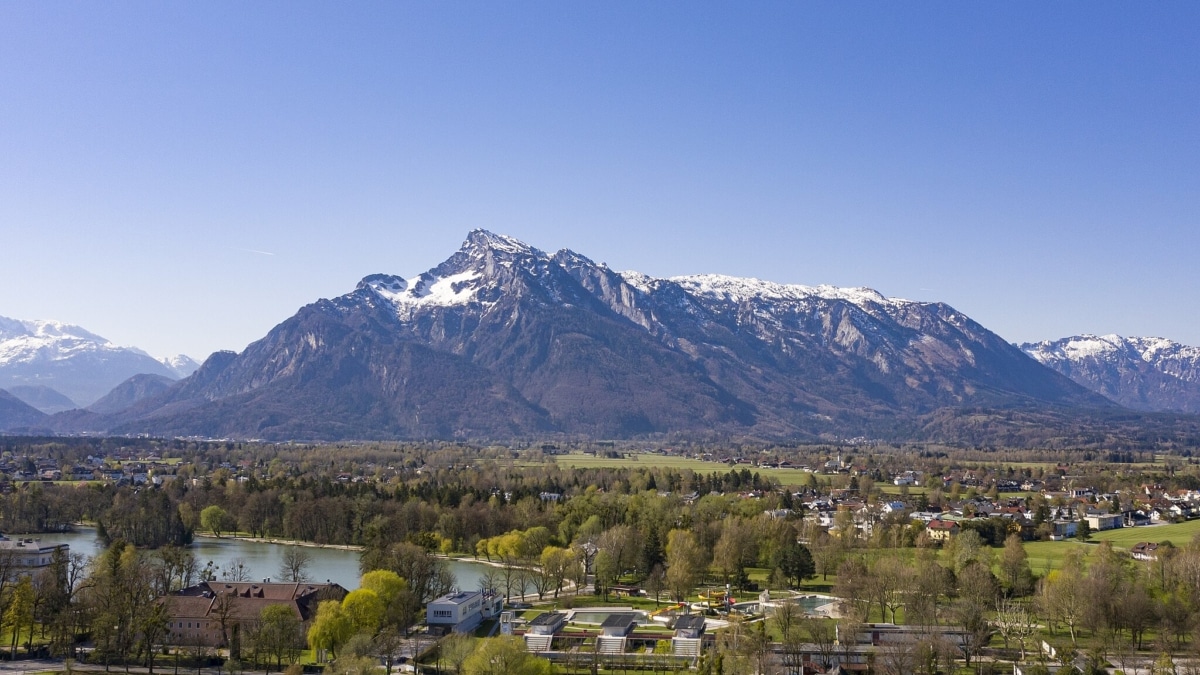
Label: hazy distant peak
xmin=0 ymin=315 xmax=110 ymax=344
xmin=160 ymin=354 xmax=200 ymax=378
xmin=1021 ymin=334 xmax=1200 ymax=413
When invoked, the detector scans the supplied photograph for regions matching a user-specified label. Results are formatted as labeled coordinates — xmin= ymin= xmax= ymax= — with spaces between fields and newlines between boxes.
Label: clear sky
xmin=1 ymin=3 xmax=1197 ymax=361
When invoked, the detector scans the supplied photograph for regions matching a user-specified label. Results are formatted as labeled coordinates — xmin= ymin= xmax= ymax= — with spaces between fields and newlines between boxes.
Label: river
xmin=31 ymin=528 xmax=492 ymax=592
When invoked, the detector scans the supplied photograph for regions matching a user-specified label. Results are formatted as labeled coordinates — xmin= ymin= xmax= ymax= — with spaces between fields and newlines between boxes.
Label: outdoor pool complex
xmin=567 ymin=609 xmax=650 ymax=624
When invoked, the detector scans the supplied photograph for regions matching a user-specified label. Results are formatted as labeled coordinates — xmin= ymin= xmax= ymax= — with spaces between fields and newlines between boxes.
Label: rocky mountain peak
xmin=31 ymin=231 xmax=1122 ymax=442
xmin=1021 ymin=335 xmax=1200 ymax=413
xmin=461 ymin=229 xmax=545 ymax=259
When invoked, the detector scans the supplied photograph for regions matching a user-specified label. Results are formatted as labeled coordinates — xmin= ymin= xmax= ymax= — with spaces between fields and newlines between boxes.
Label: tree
xmin=359 ymin=570 xmax=408 ymax=631
xmin=1077 ymin=519 xmax=1092 ymax=542
xmin=993 ymin=599 xmax=1037 ymax=662
xmin=85 ymin=540 xmax=158 ymax=668
xmin=645 ymin=564 xmax=666 ymax=605
xmin=999 ymin=534 xmax=1033 ymax=597
xmin=905 ymin=549 xmax=949 ymax=628
xmin=359 ymin=542 xmax=452 ymax=635
xmin=5 ymin=576 xmax=33 ymax=656
xmin=222 ymin=557 xmax=254 ymax=582
xmin=201 ymin=505 xmax=231 ymax=538
xmin=137 ymin=602 xmax=172 ymax=674
xmin=596 ymin=525 xmax=639 ymax=579
xmin=277 ymin=547 xmax=313 ymax=583
xmin=1041 ymin=553 xmax=1086 ymax=645
xmin=308 ymin=600 xmax=353 ymax=659
xmin=462 ymin=636 xmax=552 ymax=675
xmin=342 ymin=589 xmax=384 ymax=636
xmin=665 ymin=529 xmax=704 ymax=602
xmin=539 ymin=546 xmax=577 ymax=599
xmin=779 ymin=541 xmax=815 ymax=587
xmin=594 ymin=550 xmax=618 ymax=601
xmin=809 ymin=532 xmax=840 ymax=581
xmin=713 ymin=519 xmax=747 ymax=588
xmin=439 ymin=633 xmax=475 ymax=674
xmin=871 ymin=556 xmax=910 ymax=624
xmin=256 ymin=604 xmax=302 ymax=670
xmin=834 ymin=557 xmax=870 ymax=619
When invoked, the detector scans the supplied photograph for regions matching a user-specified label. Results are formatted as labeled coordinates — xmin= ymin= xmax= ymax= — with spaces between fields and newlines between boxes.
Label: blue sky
xmin=2 ymin=3 xmax=1197 ymax=360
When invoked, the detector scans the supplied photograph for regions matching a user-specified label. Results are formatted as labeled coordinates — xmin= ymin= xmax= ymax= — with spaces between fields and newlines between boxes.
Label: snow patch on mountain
xmin=1024 ymin=334 xmax=1200 ymax=374
xmin=366 ymin=270 xmax=483 ymax=308
xmin=1021 ymin=334 xmax=1200 ymax=412
xmin=668 ymin=274 xmax=909 ymax=309
xmin=0 ymin=318 xmax=120 ymax=366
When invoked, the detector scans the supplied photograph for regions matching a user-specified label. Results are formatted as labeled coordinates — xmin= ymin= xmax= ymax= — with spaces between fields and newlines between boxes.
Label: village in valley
xmin=1 ymin=438 xmax=1199 ymax=674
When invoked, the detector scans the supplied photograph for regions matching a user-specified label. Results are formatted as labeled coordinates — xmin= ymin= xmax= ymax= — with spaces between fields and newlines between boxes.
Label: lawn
xmin=552 ymin=453 xmax=820 ymax=486
xmin=1021 ymin=520 xmax=1200 ymax=572
xmin=1022 ymin=540 xmax=1088 ymax=573
xmin=1090 ymin=519 xmax=1200 ymax=547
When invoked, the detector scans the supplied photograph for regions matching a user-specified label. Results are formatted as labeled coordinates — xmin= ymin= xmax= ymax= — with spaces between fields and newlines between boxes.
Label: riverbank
xmin=192 ymin=533 xmax=521 ymax=572
xmin=193 ymin=532 xmax=365 ymax=551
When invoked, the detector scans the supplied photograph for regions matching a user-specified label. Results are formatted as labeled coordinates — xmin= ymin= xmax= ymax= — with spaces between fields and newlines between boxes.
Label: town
xmin=0 ymin=437 xmax=1197 ymax=674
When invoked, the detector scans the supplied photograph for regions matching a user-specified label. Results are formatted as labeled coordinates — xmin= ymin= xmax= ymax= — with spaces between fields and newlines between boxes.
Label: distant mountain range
xmin=3 ymin=232 xmax=1198 ymax=447
xmin=1021 ymin=335 xmax=1200 ymax=413
xmin=0 ymin=316 xmax=197 ymax=412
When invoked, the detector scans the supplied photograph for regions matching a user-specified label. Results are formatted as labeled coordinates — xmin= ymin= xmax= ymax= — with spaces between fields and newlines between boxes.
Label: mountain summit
xmin=54 ymin=231 xmax=1111 ymax=441
xmin=0 ymin=316 xmax=190 ymax=409
xmin=1022 ymin=334 xmax=1200 ymax=413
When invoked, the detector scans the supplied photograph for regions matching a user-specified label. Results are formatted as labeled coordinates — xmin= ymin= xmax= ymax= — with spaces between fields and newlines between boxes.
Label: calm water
xmin=33 ymin=527 xmax=491 ymax=591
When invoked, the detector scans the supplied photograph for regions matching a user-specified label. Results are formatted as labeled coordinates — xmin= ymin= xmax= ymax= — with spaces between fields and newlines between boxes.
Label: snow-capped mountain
xmin=77 ymin=230 xmax=1112 ymax=442
xmin=160 ymin=354 xmax=201 ymax=378
xmin=1021 ymin=335 xmax=1200 ymax=413
xmin=0 ymin=316 xmax=189 ymax=409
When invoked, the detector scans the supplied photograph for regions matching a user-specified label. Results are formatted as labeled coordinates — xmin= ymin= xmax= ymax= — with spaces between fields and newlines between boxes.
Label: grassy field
xmin=1022 ymin=540 xmax=1088 ymax=573
xmin=1090 ymin=519 xmax=1200 ymax=546
xmin=553 ymin=453 xmax=822 ymax=486
xmin=1021 ymin=520 xmax=1200 ymax=572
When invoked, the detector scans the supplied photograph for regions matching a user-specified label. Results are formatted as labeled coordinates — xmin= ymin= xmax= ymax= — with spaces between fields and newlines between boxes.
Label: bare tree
xmin=877 ymin=637 xmax=920 ymax=675
xmin=992 ymin=599 xmax=1037 ymax=662
xmin=277 ymin=547 xmax=312 ymax=583
xmin=222 ymin=558 xmax=254 ymax=582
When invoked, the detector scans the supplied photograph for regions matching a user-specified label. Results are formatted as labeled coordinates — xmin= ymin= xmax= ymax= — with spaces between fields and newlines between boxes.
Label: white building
xmin=0 ymin=537 xmax=69 ymax=575
xmin=426 ymin=590 xmax=503 ymax=633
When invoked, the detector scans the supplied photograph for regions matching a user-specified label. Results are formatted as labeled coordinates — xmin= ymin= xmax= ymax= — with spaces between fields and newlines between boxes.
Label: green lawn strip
xmin=1022 ymin=540 xmax=1088 ymax=573
xmin=1020 ymin=521 xmax=1200 ymax=572
xmin=551 ymin=453 xmax=819 ymax=486
xmin=1089 ymin=519 xmax=1200 ymax=547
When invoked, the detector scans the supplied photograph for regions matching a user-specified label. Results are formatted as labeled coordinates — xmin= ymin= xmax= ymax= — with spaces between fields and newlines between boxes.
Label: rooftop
xmin=600 ymin=613 xmax=637 ymax=629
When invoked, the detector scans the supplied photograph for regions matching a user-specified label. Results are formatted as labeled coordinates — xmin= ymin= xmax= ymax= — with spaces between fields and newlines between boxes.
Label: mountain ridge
xmin=32 ymin=229 xmax=1138 ymax=444
xmin=0 ymin=316 xmax=195 ymax=407
xmin=1021 ymin=334 xmax=1200 ymax=413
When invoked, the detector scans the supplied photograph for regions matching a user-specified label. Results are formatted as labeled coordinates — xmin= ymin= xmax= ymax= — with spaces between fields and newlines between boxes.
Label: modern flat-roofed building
xmin=0 ymin=536 xmax=69 ymax=576
xmin=426 ymin=590 xmax=503 ymax=633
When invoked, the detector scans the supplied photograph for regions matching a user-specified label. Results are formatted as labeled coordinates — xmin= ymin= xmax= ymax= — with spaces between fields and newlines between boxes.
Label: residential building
xmin=1131 ymin=542 xmax=1161 ymax=561
xmin=926 ymin=518 xmax=959 ymax=542
xmin=1084 ymin=513 xmax=1123 ymax=532
xmin=162 ymin=581 xmax=347 ymax=648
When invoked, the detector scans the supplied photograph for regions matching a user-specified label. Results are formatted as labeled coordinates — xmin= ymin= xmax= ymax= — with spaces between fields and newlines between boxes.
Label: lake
xmin=32 ymin=527 xmax=493 ymax=592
